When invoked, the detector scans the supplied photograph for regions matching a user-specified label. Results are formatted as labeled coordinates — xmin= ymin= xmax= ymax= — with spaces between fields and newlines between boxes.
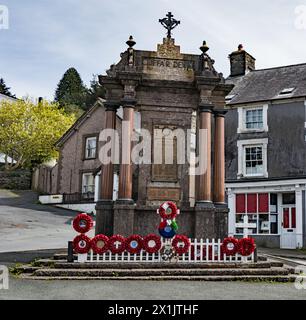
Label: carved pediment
xmin=157 ymin=38 xmax=182 ymax=60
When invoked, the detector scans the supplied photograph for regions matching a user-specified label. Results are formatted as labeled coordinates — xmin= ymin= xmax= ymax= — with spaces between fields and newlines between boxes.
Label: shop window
xmin=247 ymin=193 xmax=257 ymax=213
xmin=236 ymin=194 xmax=245 ymax=213
xmin=235 ymin=192 xmax=278 ymax=235
xmin=270 ymin=193 xmax=278 ymax=213
xmin=270 ymin=214 xmax=278 ymax=234
xmin=258 ymin=193 xmax=269 ymax=213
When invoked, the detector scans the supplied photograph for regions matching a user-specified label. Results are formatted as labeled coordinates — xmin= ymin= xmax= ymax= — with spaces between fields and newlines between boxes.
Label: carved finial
xmin=159 ymin=12 xmax=180 ymax=38
xmin=126 ymin=36 xmax=136 ymax=66
xmin=126 ymin=35 xmax=136 ymax=48
xmin=200 ymin=40 xmax=209 ymax=54
xmin=238 ymin=44 xmax=244 ymax=51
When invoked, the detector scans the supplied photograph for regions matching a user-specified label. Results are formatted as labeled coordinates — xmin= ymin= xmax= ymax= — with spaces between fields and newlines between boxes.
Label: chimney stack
xmin=228 ymin=44 xmax=255 ymax=77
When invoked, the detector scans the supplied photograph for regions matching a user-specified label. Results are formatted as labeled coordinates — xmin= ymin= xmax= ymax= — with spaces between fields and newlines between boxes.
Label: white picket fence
xmin=77 ymin=238 xmax=255 ymax=263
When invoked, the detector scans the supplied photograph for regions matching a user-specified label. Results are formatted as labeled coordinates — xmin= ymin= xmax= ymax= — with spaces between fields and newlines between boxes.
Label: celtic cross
xmin=159 ymin=12 xmax=180 ymax=38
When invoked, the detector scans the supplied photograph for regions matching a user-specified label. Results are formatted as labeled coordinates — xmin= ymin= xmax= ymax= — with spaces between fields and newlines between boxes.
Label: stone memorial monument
xmin=95 ymin=12 xmax=233 ymax=239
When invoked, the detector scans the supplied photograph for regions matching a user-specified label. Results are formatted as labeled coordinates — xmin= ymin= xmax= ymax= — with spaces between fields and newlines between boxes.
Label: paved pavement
xmin=259 ymin=247 xmax=306 ymax=259
xmin=0 ymin=189 xmax=93 ymax=253
xmin=0 ymin=276 xmax=306 ymax=300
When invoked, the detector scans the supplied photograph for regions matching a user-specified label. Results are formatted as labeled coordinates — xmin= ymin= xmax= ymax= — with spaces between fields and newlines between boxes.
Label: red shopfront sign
xmin=236 ymin=193 xmax=269 ymax=214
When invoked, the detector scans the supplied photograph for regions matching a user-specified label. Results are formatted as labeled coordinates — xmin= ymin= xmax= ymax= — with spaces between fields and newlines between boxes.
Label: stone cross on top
xmin=159 ymin=12 xmax=180 ymax=38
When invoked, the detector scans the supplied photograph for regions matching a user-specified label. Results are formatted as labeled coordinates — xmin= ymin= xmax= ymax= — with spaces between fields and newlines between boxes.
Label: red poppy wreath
xmin=72 ymin=213 xmax=93 ymax=234
xmin=172 ymin=235 xmax=190 ymax=255
xmin=91 ymin=234 xmax=109 ymax=254
xmin=221 ymin=237 xmax=239 ymax=256
xmin=125 ymin=234 xmax=143 ymax=254
xmin=73 ymin=234 xmax=91 ymax=254
xmin=143 ymin=234 xmax=162 ymax=254
xmin=108 ymin=235 xmax=126 ymax=254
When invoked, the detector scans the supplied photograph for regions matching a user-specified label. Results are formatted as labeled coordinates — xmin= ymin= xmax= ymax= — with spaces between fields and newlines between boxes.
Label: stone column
xmin=213 ymin=110 xmax=229 ymax=239
xmin=196 ymin=103 xmax=213 ymax=204
xmin=117 ymin=99 xmax=135 ymax=202
xmin=194 ymin=103 xmax=215 ymax=239
xmin=113 ymin=93 xmax=137 ymax=236
xmin=213 ymin=110 xmax=227 ymax=204
xmin=95 ymin=101 xmax=119 ymax=235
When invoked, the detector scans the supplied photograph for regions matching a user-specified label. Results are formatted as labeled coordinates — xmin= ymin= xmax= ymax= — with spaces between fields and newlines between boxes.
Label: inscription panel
xmin=142 ymin=57 xmax=195 ymax=81
xmin=152 ymin=124 xmax=178 ymax=182
xmin=147 ymin=187 xmax=181 ymax=201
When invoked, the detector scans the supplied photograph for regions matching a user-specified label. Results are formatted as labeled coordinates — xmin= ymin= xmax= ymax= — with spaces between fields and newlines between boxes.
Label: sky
xmin=0 ymin=0 xmax=306 ymax=100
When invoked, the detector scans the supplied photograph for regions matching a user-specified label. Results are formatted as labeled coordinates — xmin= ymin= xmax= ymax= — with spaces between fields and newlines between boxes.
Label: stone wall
xmin=0 ymin=169 xmax=32 ymax=190
xmin=32 ymin=164 xmax=58 ymax=194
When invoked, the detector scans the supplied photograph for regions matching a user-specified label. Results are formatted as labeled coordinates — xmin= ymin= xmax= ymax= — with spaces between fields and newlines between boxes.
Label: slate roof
xmin=55 ymin=98 xmax=105 ymax=148
xmin=226 ymin=63 xmax=306 ymax=105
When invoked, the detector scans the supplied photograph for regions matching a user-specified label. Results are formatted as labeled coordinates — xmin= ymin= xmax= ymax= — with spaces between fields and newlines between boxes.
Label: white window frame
xmin=84 ymin=136 xmax=97 ymax=159
xmin=82 ymin=173 xmax=95 ymax=194
xmin=237 ymin=104 xmax=268 ymax=133
xmin=237 ymin=138 xmax=268 ymax=178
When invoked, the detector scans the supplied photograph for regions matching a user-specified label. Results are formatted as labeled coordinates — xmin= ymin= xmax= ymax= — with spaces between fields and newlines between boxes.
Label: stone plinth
xmin=113 ymin=202 xmax=136 ymax=236
xmin=95 ymin=200 xmax=114 ymax=236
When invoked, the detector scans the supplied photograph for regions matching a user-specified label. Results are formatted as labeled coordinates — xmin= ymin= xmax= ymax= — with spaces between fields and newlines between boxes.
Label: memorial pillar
xmin=213 ymin=110 xmax=227 ymax=204
xmin=196 ymin=104 xmax=213 ymax=204
xmin=95 ymin=101 xmax=119 ymax=235
xmin=117 ymin=99 xmax=135 ymax=201
xmin=113 ymin=84 xmax=138 ymax=236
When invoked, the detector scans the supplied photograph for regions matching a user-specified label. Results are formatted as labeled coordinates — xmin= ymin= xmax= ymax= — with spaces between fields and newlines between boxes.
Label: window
xmin=225 ymin=94 xmax=236 ymax=103
xmin=245 ymin=146 xmax=263 ymax=176
xmin=237 ymin=105 xmax=268 ymax=133
xmin=84 ymin=136 xmax=97 ymax=159
xmin=278 ymin=87 xmax=295 ymax=95
xmin=237 ymin=138 xmax=268 ymax=178
xmin=235 ymin=193 xmax=278 ymax=235
xmin=82 ymin=173 xmax=95 ymax=197
xmin=245 ymin=109 xmax=263 ymax=129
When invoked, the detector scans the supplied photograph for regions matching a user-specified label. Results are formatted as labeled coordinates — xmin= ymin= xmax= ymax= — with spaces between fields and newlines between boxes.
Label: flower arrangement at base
xmin=238 ymin=237 xmax=256 ymax=256
xmin=125 ymin=234 xmax=143 ymax=254
xmin=73 ymin=234 xmax=91 ymax=254
xmin=221 ymin=237 xmax=239 ymax=256
xmin=158 ymin=201 xmax=178 ymax=220
xmin=108 ymin=235 xmax=126 ymax=254
xmin=143 ymin=234 xmax=162 ymax=254
xmin=91 ymin=234 xmax=109 ymax=254
xmin=72 ymin=213 xmax=93 ymax=234
xmin=158 ymin=220 xmax=176 ymax=239
xmin=172 ymin=235 xmax=190 ymax=255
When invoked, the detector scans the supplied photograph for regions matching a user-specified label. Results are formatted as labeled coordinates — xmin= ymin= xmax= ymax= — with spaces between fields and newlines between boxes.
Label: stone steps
xmin=52 ymin=261 xmax=283 ymax=269
xmin=32 ymin=267 xmax=290 ymax=277
xmin=13 ymin=251 xmax=296 ymax=282
xmin=22 ymin=274 xmax=296 ymax=282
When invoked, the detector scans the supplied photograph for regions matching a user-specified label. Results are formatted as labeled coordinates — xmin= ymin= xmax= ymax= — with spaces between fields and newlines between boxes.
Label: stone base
xmin=95 ymin=200 xmax=114 ymax=236
xmin=113 ymin=201 xmax=136 ymax=236
xmin=95 ymin=200 xmax=228 ymax=239
xmin=214 ymin=204 xmax=229 ymax=239
xmin=194 ymin=202 xmax=228 ymax=239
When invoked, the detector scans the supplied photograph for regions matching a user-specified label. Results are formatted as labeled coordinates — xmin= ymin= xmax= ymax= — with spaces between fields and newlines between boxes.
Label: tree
xmin=0 ymin=98 xmax=75 ymax=171
xmin=0 ymin=78 xmax=16 ymax=98
xmin=54 ymin=68 xmax=88 ymax=111
xmin=85 ymin=74 xmax=106 ymax=107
